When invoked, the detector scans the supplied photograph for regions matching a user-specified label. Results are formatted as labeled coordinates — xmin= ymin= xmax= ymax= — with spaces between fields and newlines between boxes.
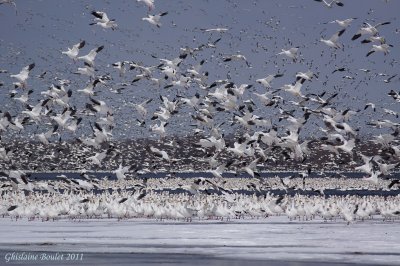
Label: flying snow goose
xmin=256 ymin=73 xmax=283 ymax=89
xmin=352 ymin=21 xmax=391 ymax=40
xmin=62 ymin=41 xmax=85 ymax=60
xmin=137 ymin=0 xmax=154 ymax=11
xmin=200 ymin=27 xmax=228 ymax=33
xmin=280 ymin=78 xmax=306 ymax=97
xmin=329 ymin=18 xmax=356 ymax=27
xmin=222 ymin=54 xmax=251 ymax=67
xmin=149 ymin=146 xmax=170 ymax=161
xmin=77 ymin=46 xmax=104 ymax=66
xmin=90 ymin=11 xmax=117 ymax=30
xmin=320 ymin=29 xmax=346 ymax=49
xmin=366 ymin=43 xmax=392 ymax=57
xmin=314 ymin=0 xmax=344 ymax=8
xmin=277 ymin=47 xmax=299 ymax=61
xmin=142 ymin=12 xmax=168 ymax=28
xmin=77 ymin=79 xmax=101 ymax=96
xmin=132 ymin=98 xmax=153 ymax=118
xmin=10 ymin=63 xmax=35 ymax=88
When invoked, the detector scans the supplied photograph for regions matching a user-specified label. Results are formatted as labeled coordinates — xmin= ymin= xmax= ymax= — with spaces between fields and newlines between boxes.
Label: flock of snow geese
xmin=0 ymin=0 xmax=400 ymax=223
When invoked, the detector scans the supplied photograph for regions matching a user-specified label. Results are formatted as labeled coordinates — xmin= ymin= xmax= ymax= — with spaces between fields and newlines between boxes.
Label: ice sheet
xmin=0 ymin=217 xmax=399 ymax=265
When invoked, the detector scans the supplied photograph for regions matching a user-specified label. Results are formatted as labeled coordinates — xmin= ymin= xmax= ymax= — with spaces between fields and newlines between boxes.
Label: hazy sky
xmin=0 ymin=0 xmax=399 ymax=140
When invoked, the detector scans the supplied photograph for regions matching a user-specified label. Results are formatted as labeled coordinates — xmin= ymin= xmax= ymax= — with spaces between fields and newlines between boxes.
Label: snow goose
xmin=383 ymin=108 xmax=398 ymax=118
xmin=277 ymin=47 xmax=299 ymax=62
xmin=114 ymin=164 xmax=132 ymax=180
xmin=77 ymin=46 xmax=104 ymax=66
xmin=364 ymin=102 xmax=376 ymax=111
xmin=77 ymin=79 xmax=101 ymax=96
xmin=296 ymin=71 xmax=316 ymax=81
xmin=22 ymin=99 xmax=50 ymax=122
xmin=142 ymin=12 xmax=168 ymax=28
xmin=150 ymin=121 xmax=168 ymax=138
xmin=65 ymin=117 xmax=83 ymax=133
xmin=149 ymin=146 xmax=170 ymax=161
xmin=256 ymin=73 xmax=283 ymax=89
xmin=352 ymin=21 xmax=391 ymax=40
xmin=90 ymin=11 xmax=117 ymax=30
xmin=366 ymin=43 xmax=392 ymax=57
xmin=0 ymin=0 xmax=17 ymax=14
xmin=320 ymin=29 xmax=346 ymax=49
xmin=132 ymin=98 xmax=153 ymax=119
xmin=314 ymin=0 xmax=344 ymax=8
xmin=11 ymin=89 xmax=33 ymax=105
xmin=280 ymin=78 xmax=306 ymax=97
xmin=10 ymin=63 xmax=35 ymax=88
xmin=74 ymin=63 xmax=95 ymax=78
xmin=62 ymin=41 xmax=85 ymax=60
xmin=87 ymin=98 xmax=112 ymax=115
xmin=51 ymin=108 xmax=75 ymax=128
xmin=86 ymin=149 xmax=111 ymax=167
xmin=222 ymin=54 xmax=251 ymax=67
xmin=363 ymin=171 xmax=381 ymax=185
xmin=200 ymin=27 xmax=228 ymax=33
xmin=137 ymin=0 xmax=154 ymax=11
xmin=36 ymin=125 xmax=58 ymax=145
xmin=329 ymin=18 xmax=356 ymax=28
xmin=53 ymin=89 xmax=73 ymax=107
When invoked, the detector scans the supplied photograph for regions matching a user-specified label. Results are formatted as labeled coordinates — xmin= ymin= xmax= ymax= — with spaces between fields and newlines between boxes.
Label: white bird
xmin=51 ymin=108 xmax=75 ymax=128
xmin=153 ymin=107 xmax=172 ymax=121
xmin=281 ymin=78 xmax=306 ymax=97
xmin=296 ymin=71 xmax=316 ymax=81
xmin=200 ymin=27 xmax=228 ymax=32
xmin=366 ymin=44 xmax=392 ymax=57
xmin=150 ymin=121 xmax=168 ymax=138
xmin=11 ymin=89 xmax=33 ymax=105
xmin=222 ymin=54 xmax=250 ymax=67
xmin=86 ymin=149 xmax=110 ymax=167
xmin=0 ymin=0 xmax=17 ymax=14
xmin=65 ymin=117 xmax=82 ymax=133
xmin=314 ymin=0 xmax=344 ymax=8
xmin=320 ymin=29 xmax=346 ymax=49
xmin=363 ymin=171 xmax=381 ymax=185
xmin=137 ymin=0 xmax=154 ymax=11
xmin=10 ymin=63 xmax=35 ymax=88
xmin=277 ymin=47 xmax=299 ymax=61
xmin=22 ymin=99 xmax=50 ymax=122
xmin=242 ymin=158 xmax=261 ymax=178
xmin=87 ymin=98 xmax=112 ymax=115
xmin=364 ymin=102 xmax=376 ymax=112
xmin=62 ymin=41 xmax=85 ymax=60
xmin=36 ymin=125 xmax=58 ymax=145
xmin=329 ymin=18 xmax=356 ymax=28
xmin=133 ymin=99 xmax=153 ymax=118
xmin=90 ymin=11 xmax=117 ymax=30
xmin=114 ymin=164 xmax=131 ymax=180
xmin=74 ymin=63 xmax=95 ymax=78
xmin=77 ymin=79 xmax=101 ymax=96
xmin=256 ymin=74 xmax=283 ymax=89
xmin=210 ymin=164 xmax=226 ymax=179
xmin=142 ymin=12 xmax=168 ymax=28
xmin=383 ymin=108 xmax=398 ymax=118
xmin=149 ymin=146 xmax=170 ymax=161
xmin=352 ymin=21 xmax=391 ymax=40
xmin=77 ymin=46 xmax=104 ymax=66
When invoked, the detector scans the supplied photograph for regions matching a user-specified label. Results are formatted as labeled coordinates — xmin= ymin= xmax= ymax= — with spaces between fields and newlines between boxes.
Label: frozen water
xmin=0 ymin=217 xmax=399 ymax=265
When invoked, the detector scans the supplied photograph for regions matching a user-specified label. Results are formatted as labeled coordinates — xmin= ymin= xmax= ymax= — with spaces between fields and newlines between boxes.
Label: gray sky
xmin=0 ymin=0 xmax=399 ymax=140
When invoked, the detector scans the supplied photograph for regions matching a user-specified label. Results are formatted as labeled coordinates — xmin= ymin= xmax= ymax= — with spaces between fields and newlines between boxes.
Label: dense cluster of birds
xmin=0 ymin=0 xmax=399 ymax=222
xmin=2 ymin=191 xmax=400 ymax=224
